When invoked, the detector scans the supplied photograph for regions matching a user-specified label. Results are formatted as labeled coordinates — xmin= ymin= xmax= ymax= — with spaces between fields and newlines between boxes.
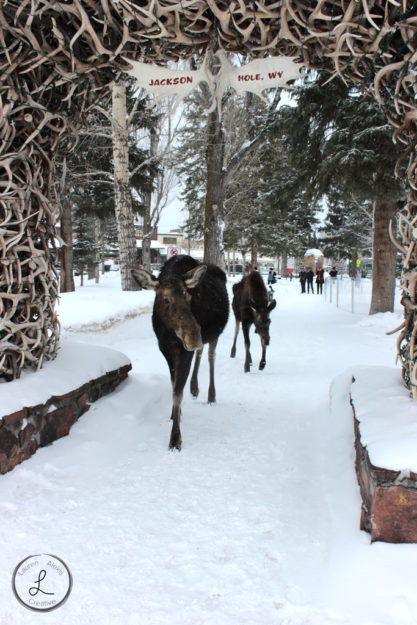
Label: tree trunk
xmin=59 ymin=200 xmax=75 ymax=293
xmin=250 ymin=239 xmax=258 ymax=270
xmin=241 ymin=251 xmax=247 ymax=274
xmin=204 ymin=108 xmax=225 ymax=266
xmin=112 ymin=80 xmax=140 ymax=291
xmin=94 ymin=217 xmax=102 ymax=284
xmin=369 ymin=199 xmax=398 ymax=314
xmin=142 ymin=127 xmax=158 ymax=271
xmin=141 ymin=219 xmax=151 ymax=270
xmin=281 ymin=251 xmax=288 ymax=278
xmin=350 ymin=249 xmax=359 ymax=277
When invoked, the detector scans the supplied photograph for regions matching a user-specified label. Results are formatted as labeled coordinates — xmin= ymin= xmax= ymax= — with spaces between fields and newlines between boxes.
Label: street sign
xmin=167 ymin=246 xmax=180 ymax=257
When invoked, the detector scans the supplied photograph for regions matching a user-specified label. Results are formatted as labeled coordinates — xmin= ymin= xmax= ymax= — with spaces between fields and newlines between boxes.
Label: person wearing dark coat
xmin=329 ymin=267 xmax=338 ymax=280
xmin=306 ymin=269 xmax=314 ymax=294
xmin=299 ymin=270 xmax=307 ymax=293
xmin=316 ymin=266 xmax=325 ymax=294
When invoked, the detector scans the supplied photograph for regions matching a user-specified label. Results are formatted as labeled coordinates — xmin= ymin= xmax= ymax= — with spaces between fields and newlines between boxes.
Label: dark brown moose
xmin=230 ymin=271 xmax=276 ymax=373
xmin=132 ymin=255 xmax=229 ymax=450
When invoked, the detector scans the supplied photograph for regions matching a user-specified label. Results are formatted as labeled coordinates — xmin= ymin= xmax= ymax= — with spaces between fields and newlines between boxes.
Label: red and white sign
xmin=167 ymin=246 xmax=180 ymax=257
xmin=124 ymin=53 xmax=304 ymax=112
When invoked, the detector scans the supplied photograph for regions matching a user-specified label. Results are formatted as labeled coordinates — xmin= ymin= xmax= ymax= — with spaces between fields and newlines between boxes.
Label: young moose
xmin=132 ymin=255 xmax=229 ymax=450
xmin=230 ymin=271 xmax=276 ymax=372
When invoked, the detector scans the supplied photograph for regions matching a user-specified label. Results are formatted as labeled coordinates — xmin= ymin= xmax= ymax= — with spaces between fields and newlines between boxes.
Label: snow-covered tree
xmin=58 ymin=83 xmax=157 ymax=290
xmin=278 ymin=73 xmax=406 ymax=312
xmin=174 ymin=56 xmax=281 ymax=266
xmin=320 ymin=192 xmax=373 ymax=266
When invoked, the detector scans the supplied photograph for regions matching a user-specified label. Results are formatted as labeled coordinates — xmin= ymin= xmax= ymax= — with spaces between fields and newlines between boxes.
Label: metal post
xmin=351 ymin=278 xmax=355 ymax=313
xmin=336 ymin=277 xmax=340 ymax=308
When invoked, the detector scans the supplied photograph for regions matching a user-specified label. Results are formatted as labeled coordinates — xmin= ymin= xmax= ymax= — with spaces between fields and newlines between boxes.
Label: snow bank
xmin=57 ymin=272 xmax=154 ymax=331
xmin=0 ymin=341 xmax=131 ymax=416
xmin=350 ymin=365 xmax=417 ymax=473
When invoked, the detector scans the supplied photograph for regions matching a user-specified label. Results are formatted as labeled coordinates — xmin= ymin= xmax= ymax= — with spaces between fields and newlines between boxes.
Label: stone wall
xmin=352 ymin=396 xmax=417 ymax=543
xmin=0 ymin=363 xmax=131 ymax=475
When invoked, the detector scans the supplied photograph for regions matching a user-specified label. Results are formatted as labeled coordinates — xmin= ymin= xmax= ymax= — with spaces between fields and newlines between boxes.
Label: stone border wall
xmin=352 ymin=396 xmax=417 ymax=543
xmin=0 ymin=363 xmax=131 ymax=474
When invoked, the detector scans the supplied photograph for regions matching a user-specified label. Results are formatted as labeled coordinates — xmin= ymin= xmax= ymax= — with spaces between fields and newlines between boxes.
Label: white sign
xmin=124 ymin=53 xmax=303 ymax=111
xmin=229 ymin=56 xmax=303 ymax=103
xmin=167 ymin=246 xmax=180 ymax=257
xmin=124 ymin=57 xmax=209 ymax=106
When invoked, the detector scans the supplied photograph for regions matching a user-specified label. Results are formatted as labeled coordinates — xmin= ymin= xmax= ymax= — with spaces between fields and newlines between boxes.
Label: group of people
xmin=299 ymin=266 xmax=338 ymax=294
xmin=256 ymin=265 xmax=339 ymax=297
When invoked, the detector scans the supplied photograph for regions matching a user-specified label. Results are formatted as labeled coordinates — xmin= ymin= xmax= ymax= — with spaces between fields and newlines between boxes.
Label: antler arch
xmin=0 ymin=0 xmax=416 ymax=382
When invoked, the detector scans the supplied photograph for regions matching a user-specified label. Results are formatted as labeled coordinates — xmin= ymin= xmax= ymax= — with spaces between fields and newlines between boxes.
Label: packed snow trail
xmin=1 ymin=276 xmax=417 ymax=625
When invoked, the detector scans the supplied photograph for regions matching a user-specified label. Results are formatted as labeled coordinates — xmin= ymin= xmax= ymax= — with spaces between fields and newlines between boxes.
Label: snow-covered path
xmin=1 ymin=276 xmax=417 ymax=625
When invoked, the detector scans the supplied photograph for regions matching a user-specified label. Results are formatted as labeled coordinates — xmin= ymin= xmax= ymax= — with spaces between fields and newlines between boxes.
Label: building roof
xmin=305 ymin=248 xmax=323 ymax=258
xmin=136 ymin=240 xmax=166 ymax=249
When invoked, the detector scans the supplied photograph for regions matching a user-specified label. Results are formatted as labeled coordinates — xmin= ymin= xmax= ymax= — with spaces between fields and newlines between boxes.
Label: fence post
xmin=351 ymin=278 xmax=355 ymax=313
xmin=329 ymin=278 xmax=333 ymax=304
xmin=336 ymin=278 xmax=339 ymax=308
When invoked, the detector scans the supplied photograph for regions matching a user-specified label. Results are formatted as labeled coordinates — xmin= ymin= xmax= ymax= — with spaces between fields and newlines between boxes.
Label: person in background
xmin=267 ymin=268 xmax=275 ymax=286
xmin=329 ymin=266 xmax=338 ymax=280
xmin=306 ymin=269 xmax=314 ymax=294
xmin=316 ymin=266 xmax=325 ymax=294
xmin=299 ymin=269 xmax=307 ymax=293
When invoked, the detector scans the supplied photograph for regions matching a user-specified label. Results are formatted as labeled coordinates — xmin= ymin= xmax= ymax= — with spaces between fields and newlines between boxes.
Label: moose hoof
xmin=169 ymin=429 xmax=182 ymax=450
xmin=190 ymin=385 xmax=199 ymax=398
xmin=169 ymin=440 xmax=182 ymax=451
xmin=259 ymin=361 xmax=266 ymax=370
xmin=230 ymin=348 xmax=236 ymax=358
xmin=244 ymin=364 xmax=251 ymax=373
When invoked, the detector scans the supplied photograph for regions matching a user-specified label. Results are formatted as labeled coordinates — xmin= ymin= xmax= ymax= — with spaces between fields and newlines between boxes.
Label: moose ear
xmin=184 ymin=264 xmax=207 ymax=289
xmin=268 ymin=299 xmax=277 ymax=312
xmin=131 ymin=269 xmax=159 ymax=291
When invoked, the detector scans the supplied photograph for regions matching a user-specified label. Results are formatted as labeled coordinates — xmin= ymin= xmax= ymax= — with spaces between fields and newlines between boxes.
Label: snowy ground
xmin=1 ymin=271 xmax=417 ymax=625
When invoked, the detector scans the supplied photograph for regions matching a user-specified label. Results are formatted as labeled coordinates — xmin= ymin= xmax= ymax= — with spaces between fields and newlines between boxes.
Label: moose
xmin=230 ymin=271 xmax=276 ymax=373
xmin=132 ymin=255 xmax=229 ymax=450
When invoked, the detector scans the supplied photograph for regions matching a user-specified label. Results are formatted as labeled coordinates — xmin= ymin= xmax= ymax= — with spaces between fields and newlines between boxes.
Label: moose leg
xmin=242 ymin=321 xmax=252 ymax=373
xmin=190 ymin=347 xmax=203 ymax=398
xmin=208 ymin=337 xmax=218 ymax=403
xmin=230 ymin=319 xmax=240 ymax=358
xmin=259 ymin=339 xmax=267 ymax=370
xmin=163 ymin=348 xmax=194 ymax=450
xmin=169 ymin=396 xmax=183 ymax=450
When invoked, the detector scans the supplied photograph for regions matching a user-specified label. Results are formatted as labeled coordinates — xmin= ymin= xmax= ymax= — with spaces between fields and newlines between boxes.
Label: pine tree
xmin=320 ymin=191 xmax=373 ymax=265
xmin=72 ymin=195 xmax=101 ymax=285
xmin=255 ymin=134 xmax=320 ymax=260
xmin=278 ymin=73 xmax=406 ymax=312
